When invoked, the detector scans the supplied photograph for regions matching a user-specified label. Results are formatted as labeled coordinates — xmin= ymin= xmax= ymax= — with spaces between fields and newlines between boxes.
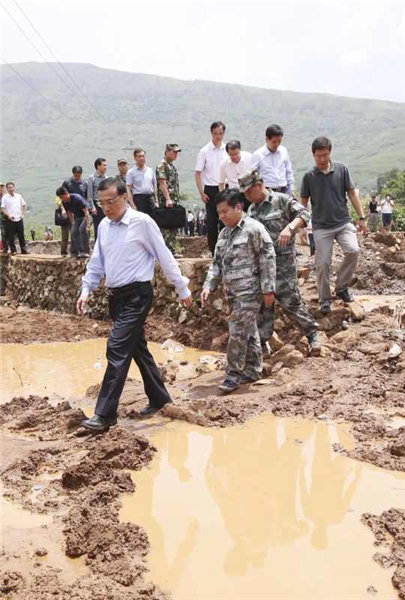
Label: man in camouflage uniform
xmin=156 ymin=144 xmax=181 ymax=254
xmin=201 ymin=188 xmax=276 ymax=393
xmin=240 ymin=169 xmax=321 ymax=354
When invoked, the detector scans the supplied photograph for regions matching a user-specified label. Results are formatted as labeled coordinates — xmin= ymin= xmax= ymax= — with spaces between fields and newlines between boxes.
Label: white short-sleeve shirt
xmin=195 ymin=141 xmax=227 ymax=186
xmin=218 ymin=151 xmax=253 ymax=188
xmin=1 ymin=193 xmax=26 ymax=221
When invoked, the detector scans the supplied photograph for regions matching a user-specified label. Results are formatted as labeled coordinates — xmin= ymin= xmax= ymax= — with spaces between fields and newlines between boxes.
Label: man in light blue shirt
xmin=77 ymin=177 xmax=192 ymax=432
xmin=252 ymin=124 xmax=294 ymax=194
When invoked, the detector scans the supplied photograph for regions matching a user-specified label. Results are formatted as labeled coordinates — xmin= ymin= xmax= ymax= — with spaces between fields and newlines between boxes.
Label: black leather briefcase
xmin=153 ymin=205 xmax=186 ymax=229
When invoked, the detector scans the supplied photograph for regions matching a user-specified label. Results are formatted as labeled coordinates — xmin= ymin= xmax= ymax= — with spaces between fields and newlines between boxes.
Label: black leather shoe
xmin=336 ymin=288 xmax=354 ymax=303
xmin=139 ymin=400 xmax=173 ymax=417
xmin=82 ymin=414 xmax=117 ymax=432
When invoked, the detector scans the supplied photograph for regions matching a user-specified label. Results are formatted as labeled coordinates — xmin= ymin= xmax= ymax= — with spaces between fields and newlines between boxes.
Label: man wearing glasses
xmin=77 ymin=177 xmax=192 ymax=432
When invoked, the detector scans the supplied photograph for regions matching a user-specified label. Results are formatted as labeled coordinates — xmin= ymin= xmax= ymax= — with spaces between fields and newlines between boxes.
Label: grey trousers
xmin=71 ymin=217 xmax=90 ymax=256
xmin=313 ymin=222 xmax=360 ymax=303
xmin=368 ymin=213 xmax=379 ymax=232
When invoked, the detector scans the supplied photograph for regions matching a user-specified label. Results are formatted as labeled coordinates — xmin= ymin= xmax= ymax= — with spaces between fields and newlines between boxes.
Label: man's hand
xmin=200 ymin=288 xmax=210 ymax=307
xmin=181 ymin=295 xmax=192 ymax=309
xmin=356 ymin=219 xmax=368 ymax=234
xmin=91 ymin=207 xmax=97 ymax=216
xmin=166 ymin=199 xmax=173 ymax=208
xmin=263 ymin=292 xmax=275 ymax=307
xmin=76 ymin=293 xmax=88 ymax=316
xmin=277 ymin=226 xmax=292 ymax=247
xmin=200 ymin=192 xmax=209 ymax=204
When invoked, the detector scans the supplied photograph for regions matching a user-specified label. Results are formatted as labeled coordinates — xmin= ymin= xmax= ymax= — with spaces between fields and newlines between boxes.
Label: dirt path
xmin=1 ymin=230 xmax=405 ymax=599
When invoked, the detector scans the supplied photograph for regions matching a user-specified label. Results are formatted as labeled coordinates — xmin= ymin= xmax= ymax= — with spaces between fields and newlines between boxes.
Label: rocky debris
xmin=161 ymin=338 xmax=185 ymax=352
xmin=269 ymin=345 xmax=305 ymax=368
xmin=388 ymin=343 xmax=403 ymax=359
xmin=362 ymin=509 xmax=405 ymax=599
xmin=34 ymin=548 xmax=48 ymax=557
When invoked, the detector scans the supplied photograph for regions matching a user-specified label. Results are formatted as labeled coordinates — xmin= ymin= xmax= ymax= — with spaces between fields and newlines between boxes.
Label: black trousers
xmin=205 ymin=185 xmax=224 ymax=255
xmin=5 ymin=219 xmax=26 ymax=252
xmin=92 ymin=203 xmax=105 ymax=241
xmin=95 ymin=281 xmax=171 ymax=419
xmin=133 ymin=194 xmax=155 ymax=218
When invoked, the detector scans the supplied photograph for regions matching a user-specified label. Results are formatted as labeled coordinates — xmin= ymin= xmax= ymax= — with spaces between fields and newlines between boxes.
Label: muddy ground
xmin=1 ymin=231 xmax=405 ymax=599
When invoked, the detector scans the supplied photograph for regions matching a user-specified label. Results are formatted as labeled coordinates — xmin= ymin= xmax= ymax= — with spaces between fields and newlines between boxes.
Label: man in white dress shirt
xmin=77 ymin=177 xmax=192 ymax=432
xmin=1 ymin=182 xmax=28 ymax=254
xmin=195 ymin=121 xmax=227 ymax=255
xmin=126 ymin=147 xmax=157 ymax=217
xmin=218 ymin=140 xmax=252 ymax=211
xmin=252 ymin=124 xmax=294 ymax=194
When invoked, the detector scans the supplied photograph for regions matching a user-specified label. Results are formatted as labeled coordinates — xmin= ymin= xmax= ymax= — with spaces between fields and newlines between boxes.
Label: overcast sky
xmin=1 ymin=0 xmax=405 ymax=103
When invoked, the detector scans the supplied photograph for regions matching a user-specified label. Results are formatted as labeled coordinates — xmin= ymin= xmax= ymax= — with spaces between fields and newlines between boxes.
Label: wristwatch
xmin=288 ymin=224 xmax=296 ymax=232
xmin=358 ymin=217 xmax=366 ymax=221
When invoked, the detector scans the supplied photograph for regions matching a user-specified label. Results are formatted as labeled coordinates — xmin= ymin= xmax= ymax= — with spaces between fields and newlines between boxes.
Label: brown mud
xmin=1 ymin=230 xmax=405 ymax=598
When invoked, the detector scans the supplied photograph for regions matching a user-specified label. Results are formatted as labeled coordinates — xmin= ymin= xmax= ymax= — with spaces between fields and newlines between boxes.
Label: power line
xmin=1 ymin=56 xmax=77 ymax=123
xmin=13 ymin=0 xmax=104 ymax=120
xmin=1 ymin=2 xmax=77 ymax=95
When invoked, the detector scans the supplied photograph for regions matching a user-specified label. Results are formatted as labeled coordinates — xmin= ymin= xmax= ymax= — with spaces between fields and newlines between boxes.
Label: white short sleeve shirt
xmin=218 ymin=151 xmax=253 ymax=188
xmin=1 ymin=193 xmax=26 ymax=221
xmin=195 ymin=141 xmax=227 ymax=186
xmin=251 ymin=144 xmax=294 ymax=192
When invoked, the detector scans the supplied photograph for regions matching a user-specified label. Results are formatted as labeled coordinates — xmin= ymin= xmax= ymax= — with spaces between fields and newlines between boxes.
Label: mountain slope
xmin=1 ymin=62 xmax=404 ymax=224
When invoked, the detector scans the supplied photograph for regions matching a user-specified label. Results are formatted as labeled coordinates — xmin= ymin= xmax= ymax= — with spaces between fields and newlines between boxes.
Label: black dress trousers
xmin=133 ymin=194 xmax=156 ymax=218
xmin=95 ymin=281 xmax=171 ymax=419
xmin=204 ymin=185 xmax=223 ymax=256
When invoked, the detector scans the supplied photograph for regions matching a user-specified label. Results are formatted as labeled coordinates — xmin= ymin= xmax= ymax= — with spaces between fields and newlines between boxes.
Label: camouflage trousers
xmin=257 ymin=253 xmax=317 ymax=342
xmin=226 ymin=294 xmax=263 ymax=383
xmin=161 ymin=228 xmax=177 ymax=255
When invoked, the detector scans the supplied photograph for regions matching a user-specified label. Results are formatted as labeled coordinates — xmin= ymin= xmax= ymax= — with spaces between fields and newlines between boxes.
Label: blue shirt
xmin=62 ymin=193 xmax=88 ymax=218
xmin=81 ymin=207 xmax=190 ymax=299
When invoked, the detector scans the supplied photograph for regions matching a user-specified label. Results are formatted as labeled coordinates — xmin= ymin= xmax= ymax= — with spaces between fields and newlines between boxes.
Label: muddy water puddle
xmin=0 ymin=338 xmax=218 ymax=403
xmin=121 ymin=415 xmax=404 ymax=600
xmin=1 ymin=494 xmax=87 ymax=582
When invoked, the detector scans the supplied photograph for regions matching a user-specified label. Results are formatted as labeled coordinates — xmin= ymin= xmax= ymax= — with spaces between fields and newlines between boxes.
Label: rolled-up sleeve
xmin=285 ymin=150 xmax=294 ymax=193
xmin=142 ymin=219 xmax=190 ymax=299
xmin=288 ymin=197 xmax=310 ymax=225
xmin=81 ymin=233 xmax=105 ymax=297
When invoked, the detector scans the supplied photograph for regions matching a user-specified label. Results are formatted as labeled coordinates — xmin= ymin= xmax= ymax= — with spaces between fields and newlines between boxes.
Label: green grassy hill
xmin=1 ymin=62 xmax=405 ymax=226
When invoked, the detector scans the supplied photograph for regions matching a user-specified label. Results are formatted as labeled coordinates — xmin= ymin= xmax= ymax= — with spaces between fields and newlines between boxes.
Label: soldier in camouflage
xmin=201 ymin=188 xmax=276 ymax=393
xmin=239 ymin=169 xmax=321 ymax=354
xmin=156 ymin=144 xmax=181 ymax=254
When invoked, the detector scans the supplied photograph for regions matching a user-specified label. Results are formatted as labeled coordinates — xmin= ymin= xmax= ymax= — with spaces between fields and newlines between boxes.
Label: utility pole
xmin=122 ymin=139 xmax=135 ymax=152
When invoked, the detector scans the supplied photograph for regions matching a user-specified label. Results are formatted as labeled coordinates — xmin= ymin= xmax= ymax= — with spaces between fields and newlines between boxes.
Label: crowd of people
xmin=0 ymin=121 xmax=400 ymax=432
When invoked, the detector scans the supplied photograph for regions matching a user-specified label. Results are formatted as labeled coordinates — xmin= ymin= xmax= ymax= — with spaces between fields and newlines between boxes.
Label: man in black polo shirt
xmin=300 ymin=136 xmax=367 ymax=314
xmin=62 ymin=166 xmax=88 ymax=201
xmin=56 ymin=187 xmax=91 ymax=258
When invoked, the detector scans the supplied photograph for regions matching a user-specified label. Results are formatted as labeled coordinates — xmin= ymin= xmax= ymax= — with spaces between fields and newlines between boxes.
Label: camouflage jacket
xmin=204 ymin=216 xmax=276 ymax=299
xmin=156 ymin=159 xmax=180 ymax=208
xmin=248 ymin=190 xmax=310 ymax=255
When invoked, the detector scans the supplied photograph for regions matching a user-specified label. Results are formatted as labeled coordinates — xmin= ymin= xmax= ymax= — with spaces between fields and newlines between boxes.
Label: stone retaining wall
xmin=1 ymin=254 xmax=215 ymax=321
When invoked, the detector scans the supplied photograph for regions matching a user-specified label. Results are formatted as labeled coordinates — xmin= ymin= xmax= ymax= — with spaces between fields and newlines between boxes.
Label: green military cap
xmin=238 ymin=169 xmax=262 ymax=193
xmin=166 ymin=144 xmax=182 ymax=152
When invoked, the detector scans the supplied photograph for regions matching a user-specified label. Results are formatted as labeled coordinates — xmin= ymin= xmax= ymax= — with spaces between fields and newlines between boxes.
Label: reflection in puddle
xmin=0 ymin=339 xmax=218 ymax=403
xmin=120 ymin=416 xmax=404 ymax=600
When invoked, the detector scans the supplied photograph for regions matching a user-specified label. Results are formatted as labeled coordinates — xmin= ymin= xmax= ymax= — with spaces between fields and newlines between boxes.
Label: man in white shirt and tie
xmin=195 ymin=121 xmax=227 ymax=255
xmin=126 ymin=147 xmax=157 ymax=217
xmin=77 ymin=177 xmax=192 ymax=432
xmin=252 ymin=124 xmax=294 ymax=194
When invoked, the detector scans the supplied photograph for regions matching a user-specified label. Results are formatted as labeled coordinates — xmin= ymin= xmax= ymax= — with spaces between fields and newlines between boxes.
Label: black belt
xmin=133 ymin=193 xmax=153 ymax=198
xmin=267 ymin=186 xmax=288 ymax=193
xmin=107 ymin=281 xmax=150 ymax=297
